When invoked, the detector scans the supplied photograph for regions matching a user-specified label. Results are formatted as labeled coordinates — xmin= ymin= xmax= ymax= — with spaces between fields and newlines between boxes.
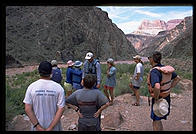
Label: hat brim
xmin=85 ymin=56 xmax=92 ymax=60
xmin=153 ymin=99 xmax=169 ymax=117
xmin=75 ymin=63 xmax=83 ymax=67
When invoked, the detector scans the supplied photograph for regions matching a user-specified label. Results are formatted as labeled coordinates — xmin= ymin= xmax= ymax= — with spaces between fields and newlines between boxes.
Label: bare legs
xmin=104 ymin=88 xmax=114 ymax=105
xmin=153 ymin=120 xmax=163 ymax=131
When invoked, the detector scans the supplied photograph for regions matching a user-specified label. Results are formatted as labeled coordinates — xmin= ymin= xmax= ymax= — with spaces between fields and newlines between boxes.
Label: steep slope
xmin=6 ymin=6 xmax=137 ymax=67
xmin=138 ymin=16 xmax=192 ymax=58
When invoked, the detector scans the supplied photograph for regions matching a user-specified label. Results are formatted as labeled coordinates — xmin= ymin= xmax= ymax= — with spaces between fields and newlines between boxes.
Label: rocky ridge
xmin=6 ymin=6 xmax=137 ymax=68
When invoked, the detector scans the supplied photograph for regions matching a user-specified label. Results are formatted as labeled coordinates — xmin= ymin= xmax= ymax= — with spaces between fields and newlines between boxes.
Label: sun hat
xmin=51 ymin=60 xmax=58 ymax=66
xmin=133 ymin=55 xmax=141 ymax=60
xmin=107 ymin=58 xmax=114 ymax=64
xmin=74 ymin=61 xmax=83 ymax=67
xmin=85 ymin=52 xmax=93 ymax=60
xmin=67 ymin=60 xmax=74 ymax=67
xmin=38 ymin=61 xmax=52 ymax=76
xmin=153 ymin=98 xmax=169 ymax=117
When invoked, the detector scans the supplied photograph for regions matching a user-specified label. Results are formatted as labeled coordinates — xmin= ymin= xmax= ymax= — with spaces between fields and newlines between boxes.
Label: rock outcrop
xmin=6 ymin=6 xmax=137 ymax=67
xmin=126 ymin=19 xmax=183 ymax=53
xmin=139 ymin=16 xmax=192 ymax=58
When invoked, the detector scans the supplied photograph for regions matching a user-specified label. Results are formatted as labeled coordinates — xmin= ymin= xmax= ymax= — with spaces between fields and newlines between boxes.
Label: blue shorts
xmin=151 ymin=95 xmax=170 ymax=121
xmin=133 ymin=86 xmax=140 ymax=90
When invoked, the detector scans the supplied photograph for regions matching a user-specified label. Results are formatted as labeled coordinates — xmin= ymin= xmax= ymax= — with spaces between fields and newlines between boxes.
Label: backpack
xmin=51 ymin=67 xmax=62 ymax=83
xmin=85 ymin=59 xmax=99 ymax=74
xmin=147 ymin=65 xmax=175 ymax=98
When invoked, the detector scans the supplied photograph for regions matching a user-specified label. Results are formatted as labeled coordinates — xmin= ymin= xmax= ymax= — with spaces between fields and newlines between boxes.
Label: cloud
xmin=134 ymin=10 xmax=161 ymax=17
xmin=117 ymin=21 xmax=142 ymax=34
xmin=161 ymin=10 xmax=193 ymax=21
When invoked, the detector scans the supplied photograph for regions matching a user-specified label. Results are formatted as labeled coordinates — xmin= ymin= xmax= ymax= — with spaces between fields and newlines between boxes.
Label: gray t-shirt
xmin=66 ymin=88 xmax=108 ymax=129
xmin=132 ymin=62 xmax=144 ymax=87
xmin=23 ymin=79 xmax=65 ymax=131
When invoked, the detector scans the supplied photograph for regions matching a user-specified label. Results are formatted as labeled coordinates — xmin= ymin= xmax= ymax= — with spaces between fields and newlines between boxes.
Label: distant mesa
xmin=132 ymin=19 xmax=183 ymax=36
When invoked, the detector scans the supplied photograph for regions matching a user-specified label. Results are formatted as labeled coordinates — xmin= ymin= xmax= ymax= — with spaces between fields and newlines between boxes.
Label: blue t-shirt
xmin=150 ymin=63 xmax=177 ymax=88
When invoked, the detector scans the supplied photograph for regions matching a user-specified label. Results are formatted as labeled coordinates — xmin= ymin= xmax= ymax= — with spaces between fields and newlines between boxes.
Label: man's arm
xmin=25 ymin=104 xmax=45 ymax=131
xmin=153 ymin=83 xmax=161 ymax=102
xmin=94 ymin=102 xmax=110 ymax=118
xmin=170 ymin=75 xmax=181 ymax=89
xmin=96 ymin=63 xmax=101 ymax=87
xmin=45 ymin=107 xmax=64 ymax=131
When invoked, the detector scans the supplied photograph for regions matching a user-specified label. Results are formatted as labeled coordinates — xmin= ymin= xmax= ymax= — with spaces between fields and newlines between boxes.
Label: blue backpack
xmin=51 ymin=67 xmax=62 ymax=83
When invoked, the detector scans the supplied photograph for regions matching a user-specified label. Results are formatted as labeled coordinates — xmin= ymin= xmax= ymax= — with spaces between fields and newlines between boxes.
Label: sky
xmin=97 ymin=6 xmax=193 ymax=34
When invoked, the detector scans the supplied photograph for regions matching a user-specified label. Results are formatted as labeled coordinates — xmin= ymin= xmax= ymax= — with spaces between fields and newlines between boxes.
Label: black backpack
xmin=51 ymin=67 xmax=62 ymax=83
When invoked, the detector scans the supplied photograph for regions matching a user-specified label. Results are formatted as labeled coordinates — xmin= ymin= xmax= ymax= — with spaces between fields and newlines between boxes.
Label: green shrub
xmin=5 ymin=62 xmax=191 ymax=122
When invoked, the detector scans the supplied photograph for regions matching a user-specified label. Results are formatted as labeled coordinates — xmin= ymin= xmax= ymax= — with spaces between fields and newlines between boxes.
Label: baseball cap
xmin=85 ymin=52 xmax=93 ymax=60
xmin=133 ymin=55 xmax=141 ymax=60
xmin=107 ymin=58 xmax=114 ymax=64
xmin=51 ymin=60 xmax=57 ymax=66
xmin=38 ymin=61 xmax=52 ymax=76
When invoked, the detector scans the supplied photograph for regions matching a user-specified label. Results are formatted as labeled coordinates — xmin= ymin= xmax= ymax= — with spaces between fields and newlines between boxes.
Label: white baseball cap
xmin=85 ymin=52 xmax=93 ymax=60
xmin=153 ymin=98 xmax=169 ymax=117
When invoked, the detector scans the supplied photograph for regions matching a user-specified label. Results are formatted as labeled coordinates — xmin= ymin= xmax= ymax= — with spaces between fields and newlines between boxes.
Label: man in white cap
xmin=82 ymin=52 xmax=101 ymax=89
xmin=147 ymin=51 xmax=180 ymax=131
xmin=129 ymin=55 xmax=144 ymax=106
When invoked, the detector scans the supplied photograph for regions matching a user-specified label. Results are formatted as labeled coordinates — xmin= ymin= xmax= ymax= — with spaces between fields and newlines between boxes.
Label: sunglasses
xmin=148 ymin=56 xmax=152 ymax=59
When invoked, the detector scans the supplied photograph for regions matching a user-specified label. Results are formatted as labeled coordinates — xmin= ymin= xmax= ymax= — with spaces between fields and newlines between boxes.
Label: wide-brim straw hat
xmin=153 ymin=98 xmax=169 ymax=117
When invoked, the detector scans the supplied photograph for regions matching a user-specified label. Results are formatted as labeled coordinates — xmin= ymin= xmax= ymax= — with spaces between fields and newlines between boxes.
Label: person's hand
xmin=94 ymin=110 xmax=101 ymax=118
xmin=81 ymin=79 xmax=84 ymax=86
xmin=77 ymin=111 xmax=83 ymax=118
xmin=36 ymin=125 xmax=45 ymax=131
xmin=96 ymin=84 xmax=100 ymax=89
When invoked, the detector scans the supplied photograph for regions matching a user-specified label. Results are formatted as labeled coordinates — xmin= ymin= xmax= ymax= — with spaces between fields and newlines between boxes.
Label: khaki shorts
xmin=64 ymin=82 xmax=73 ymax=91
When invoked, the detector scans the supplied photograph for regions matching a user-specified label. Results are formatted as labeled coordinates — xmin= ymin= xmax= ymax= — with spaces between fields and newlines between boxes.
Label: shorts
xmin=104 ymin=85 xmax=114 ymax=91
xmin=64 ymin=82 xmax=73 ymax=91
xmin=133 ymin=86 xmax=140 ymax=90
xmin=151 ymin=95 xmax=170 ymax=121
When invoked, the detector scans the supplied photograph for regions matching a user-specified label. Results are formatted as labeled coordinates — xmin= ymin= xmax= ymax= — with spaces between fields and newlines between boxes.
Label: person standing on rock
xmin=129 ymin=55 xmax=144 ymax=106
xmin=147 ymin=51 xmax=181 ymax=131
xmin=104 ymin=58 xmax=117 ymax=105
xmin=82 ymin=52 xmax=101 ymax=89
xmin=66 ymin=74 xmax=109 ymax=131
xmin=23 ymin=61 xmax=65 ymax=131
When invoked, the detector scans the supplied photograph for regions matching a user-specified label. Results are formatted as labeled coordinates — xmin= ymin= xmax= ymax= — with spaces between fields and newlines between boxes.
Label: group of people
xmin=23 ymin=51 xmax=180 ymax=131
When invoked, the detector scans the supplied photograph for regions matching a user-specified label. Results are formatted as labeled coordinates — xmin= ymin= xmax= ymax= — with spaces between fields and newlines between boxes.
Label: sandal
xmin=132 ymin=103 xmax=140 ymax=106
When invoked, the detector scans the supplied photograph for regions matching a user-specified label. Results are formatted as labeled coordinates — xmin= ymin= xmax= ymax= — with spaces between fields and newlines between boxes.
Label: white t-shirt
xmin=23 ymin=79 xmax=65 ymax=131
xmin=132 ymin=62 xmax=144 ymax=87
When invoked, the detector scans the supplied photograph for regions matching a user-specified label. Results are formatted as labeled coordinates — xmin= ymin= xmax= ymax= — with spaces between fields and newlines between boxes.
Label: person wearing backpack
xmin=51 ymin=60 xmax=62 ymax=84
xmin=147 ymin=51 xmax=181 ymax=131
xmin=82 ymin=52 xmax=101 ymax=89
xmin=64 ymin=60 xmax=74 ymax=98
xmin=72 ymin=60 xmax=83 ymax=91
